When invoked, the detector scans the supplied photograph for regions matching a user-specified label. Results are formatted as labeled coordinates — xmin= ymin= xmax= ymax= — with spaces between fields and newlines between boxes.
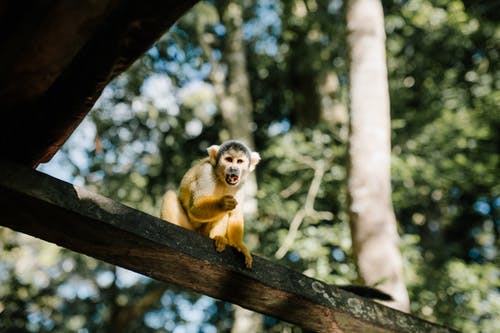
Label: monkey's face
xmin=217 ymin=149 xmax=250 ymax=187
xmin=208 ymin=141 xmax=261 ymax=187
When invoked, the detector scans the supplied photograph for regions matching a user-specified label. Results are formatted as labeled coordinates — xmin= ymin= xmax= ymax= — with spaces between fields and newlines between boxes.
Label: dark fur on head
xmin=216 ymin=140 xmax=251 ymax=165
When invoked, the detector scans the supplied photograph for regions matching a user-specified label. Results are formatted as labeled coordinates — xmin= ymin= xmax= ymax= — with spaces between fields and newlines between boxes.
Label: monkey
xmin=161 ymin=140 xmax=260 ymax=268
xmin=159 ymin=141 xmax=394 ymax=301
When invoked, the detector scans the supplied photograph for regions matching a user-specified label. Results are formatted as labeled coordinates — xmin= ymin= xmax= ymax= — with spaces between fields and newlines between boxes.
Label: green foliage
xmin=387 ymin=0 xmax=499 ymax=264
xmin=1 ymin=0 xmax=498 ymax=332
xmin=402 ymin=234 xmax=499 ymax=332
xmin=387 ymin=2 xmax=499 ymax=331
xmin=254 ymin=127 xmax=357 ymax=284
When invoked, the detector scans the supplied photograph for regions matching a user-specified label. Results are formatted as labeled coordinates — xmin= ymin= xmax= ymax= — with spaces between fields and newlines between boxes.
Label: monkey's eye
xmin=225 ymin=156 xmax=233 ymax=163
xmin=237 ymin=159 xmax=244 ymax=164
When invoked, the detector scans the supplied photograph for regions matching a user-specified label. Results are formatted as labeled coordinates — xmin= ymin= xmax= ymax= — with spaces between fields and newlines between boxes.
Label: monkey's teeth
xmin=226 ymin=174 xmax=239 ymax=185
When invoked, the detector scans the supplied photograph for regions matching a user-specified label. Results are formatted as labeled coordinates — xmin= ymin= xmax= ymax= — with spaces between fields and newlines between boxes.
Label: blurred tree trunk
xmin=217 ymin=0 xmax=258 ymax=220
xmin=346 ymin=0 xmax=410 ymax=312
xmin=203 ymin=1 xmax=263 ymax=331
xmin=217 ymin=1 xmax=255 ymax=147
xmin=281 ymin=2 xmax=321 ymax=127
xmin=106 ymin=268 xmax=167 ymax=333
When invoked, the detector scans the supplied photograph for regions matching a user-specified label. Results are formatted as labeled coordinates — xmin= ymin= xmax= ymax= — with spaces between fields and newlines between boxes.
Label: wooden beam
xmin=0 ymin=162 xmax=457 ymax=333
xmin=0 ymin=0 xmax=199 ymax=166
xmin=0 ymin=0 xmax=119 ymax=109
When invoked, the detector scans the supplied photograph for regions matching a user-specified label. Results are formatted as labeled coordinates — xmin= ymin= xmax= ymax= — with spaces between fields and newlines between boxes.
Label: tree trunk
xmin=216 ymin=1 xmax=262 ymax=331
xmin=218 ymin=0 xmax=258 ymax=222
xmin=219 ymin=2 xmax=255 ymax=145
xmin=346 ymin=0 xmax=410 ymax=312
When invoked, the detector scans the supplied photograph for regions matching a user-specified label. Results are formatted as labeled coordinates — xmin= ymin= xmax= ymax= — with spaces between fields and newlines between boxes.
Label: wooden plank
xmin=0 ymin=0 xmax=119 ymax=109
xmin=0 ymin=162 xmax=458 ymax=333
xmin=0 ymin=0 xmax=199 ymax=166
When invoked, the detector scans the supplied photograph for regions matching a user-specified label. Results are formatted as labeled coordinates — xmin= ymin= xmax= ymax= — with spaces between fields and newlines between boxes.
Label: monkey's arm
xmin=187 ymin=195 xmax=236 ymax=223
xmin=176 ymin=161 xmax=233 ymax=223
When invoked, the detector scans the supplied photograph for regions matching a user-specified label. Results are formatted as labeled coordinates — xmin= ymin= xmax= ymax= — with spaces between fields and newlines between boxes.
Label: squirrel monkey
xmin=161 ymin=140 xmax=260 ymax=268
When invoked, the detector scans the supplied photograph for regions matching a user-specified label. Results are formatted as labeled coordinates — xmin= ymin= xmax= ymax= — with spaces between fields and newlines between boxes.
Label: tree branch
xmin=275 ymin=156 xmax=334 ymax=259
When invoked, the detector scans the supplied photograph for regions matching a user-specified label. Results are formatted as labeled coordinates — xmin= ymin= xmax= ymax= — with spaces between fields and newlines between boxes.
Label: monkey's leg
xmin=161 ymin=191 xmax=194 ymax=231
xmin=208 ymin=216 xmax=229 ymax=252
xmin=227 ymin=212 xmax=252 ymax=268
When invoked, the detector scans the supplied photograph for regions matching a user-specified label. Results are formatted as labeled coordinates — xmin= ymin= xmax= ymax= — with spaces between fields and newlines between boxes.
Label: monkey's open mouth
xmin=226 ymin=174 xmax=239 ymax=185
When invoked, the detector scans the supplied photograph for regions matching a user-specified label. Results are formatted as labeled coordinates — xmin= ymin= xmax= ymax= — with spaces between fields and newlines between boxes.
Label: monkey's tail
xmin=337 ymin=285 xmax=393 ymax=301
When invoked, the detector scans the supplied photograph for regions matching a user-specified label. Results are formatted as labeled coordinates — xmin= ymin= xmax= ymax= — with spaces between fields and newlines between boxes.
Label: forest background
xmin=0 ymin=0 xmax=498 ymax=332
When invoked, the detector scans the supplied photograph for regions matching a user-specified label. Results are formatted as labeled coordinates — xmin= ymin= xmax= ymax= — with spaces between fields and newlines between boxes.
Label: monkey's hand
xmin=218 ymin=195 xmax=238 ymax=211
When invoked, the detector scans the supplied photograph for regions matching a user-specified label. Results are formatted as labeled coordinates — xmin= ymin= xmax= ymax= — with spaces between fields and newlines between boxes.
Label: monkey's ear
xmin=207 ymin=145 xmax=220 ymax=166
xmin=249 ymin=152 xmax=261 ymax=172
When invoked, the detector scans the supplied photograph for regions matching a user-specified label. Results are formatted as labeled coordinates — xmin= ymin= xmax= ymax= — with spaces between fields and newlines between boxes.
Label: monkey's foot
xmin=244 ymin=254 xmax=253 ymax=269
xmin=232 ymin=244 xmax=253 ymax=269
xmin=213 ymin=236 xmax=227 ymax=252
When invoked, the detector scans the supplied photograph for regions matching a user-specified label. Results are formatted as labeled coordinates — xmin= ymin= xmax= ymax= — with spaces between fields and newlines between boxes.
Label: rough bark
xmin=346 ymin=0 xmax=410 ymax=312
